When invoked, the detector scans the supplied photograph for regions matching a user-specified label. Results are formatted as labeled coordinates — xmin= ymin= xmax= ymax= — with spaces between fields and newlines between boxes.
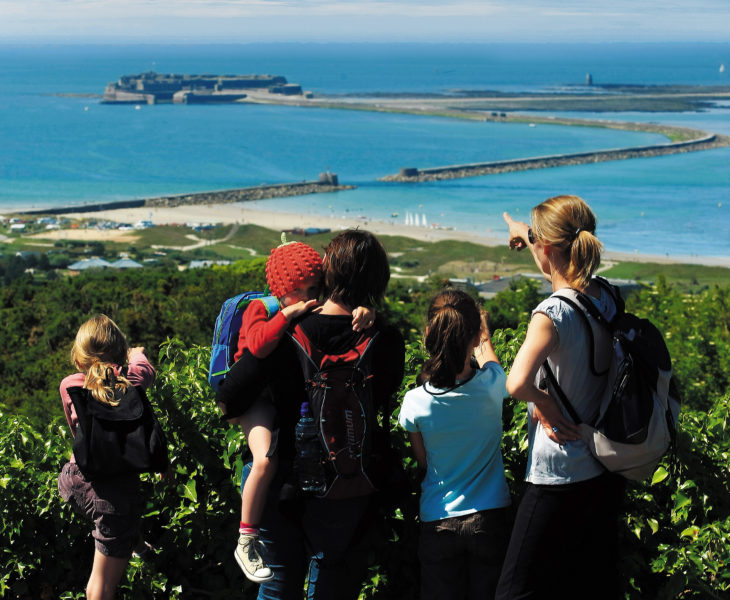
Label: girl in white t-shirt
xmin=399 ymin=289 xmax=511 ymax=600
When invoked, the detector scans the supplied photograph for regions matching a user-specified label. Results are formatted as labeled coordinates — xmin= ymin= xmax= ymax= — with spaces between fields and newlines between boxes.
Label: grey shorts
xmin=58 ymin=461 xmax=143 ymax=558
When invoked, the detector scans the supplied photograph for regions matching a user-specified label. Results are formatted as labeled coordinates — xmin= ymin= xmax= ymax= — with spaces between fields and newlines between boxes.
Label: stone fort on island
xmin=103 ymin=72 xmax=308 ymax=105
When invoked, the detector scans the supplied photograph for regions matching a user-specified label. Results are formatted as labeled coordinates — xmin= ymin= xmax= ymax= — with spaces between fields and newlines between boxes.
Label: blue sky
xmin=2 ymin=1 xmax=729 ymax=43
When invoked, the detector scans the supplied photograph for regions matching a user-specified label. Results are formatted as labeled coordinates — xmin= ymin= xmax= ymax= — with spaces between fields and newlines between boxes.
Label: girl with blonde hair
xmin=496 ymin=195 xmax=624 ymax=600
xmin=400 ymin=289 xmax=511 ymax=600
xmin=58 ymin=314 xmax=156 ymax=600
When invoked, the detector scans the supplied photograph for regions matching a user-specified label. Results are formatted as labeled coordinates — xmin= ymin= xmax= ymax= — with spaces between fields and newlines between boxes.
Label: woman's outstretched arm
xmin=503 ymin=211 xmax=551 ymax=282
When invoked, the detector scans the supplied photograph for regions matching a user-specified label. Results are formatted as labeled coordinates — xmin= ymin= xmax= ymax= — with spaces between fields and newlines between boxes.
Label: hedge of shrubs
xmin=1 ymin=266 xmax=728 ymax=599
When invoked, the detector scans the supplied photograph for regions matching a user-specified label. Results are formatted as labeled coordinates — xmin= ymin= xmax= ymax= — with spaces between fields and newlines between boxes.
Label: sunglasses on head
xmin=528 ymin=227 xmax=535 ymax=245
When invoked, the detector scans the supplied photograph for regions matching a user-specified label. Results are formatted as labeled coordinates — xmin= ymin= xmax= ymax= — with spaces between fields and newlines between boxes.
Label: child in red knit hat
xmin=230 ymin=237 xmax=374 ymax=583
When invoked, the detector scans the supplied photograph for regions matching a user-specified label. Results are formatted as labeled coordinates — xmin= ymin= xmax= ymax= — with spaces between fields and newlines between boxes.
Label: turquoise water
xmin=0 ymin=43 xmax=728 ymax=257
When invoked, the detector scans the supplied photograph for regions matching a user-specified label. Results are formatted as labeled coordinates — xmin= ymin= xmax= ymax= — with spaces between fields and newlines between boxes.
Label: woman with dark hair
xmin=495 ymin=195 xmax=625 ymax=600
xmin=218 ymin=229 xmax=405 ymax=600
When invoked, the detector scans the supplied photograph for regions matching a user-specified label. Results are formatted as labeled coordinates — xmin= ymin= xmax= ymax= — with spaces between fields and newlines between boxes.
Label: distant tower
xmin=318 ymin=171 xmax=338 ymax=186
xmin=586 ymin=73 xmax=593 ymax=86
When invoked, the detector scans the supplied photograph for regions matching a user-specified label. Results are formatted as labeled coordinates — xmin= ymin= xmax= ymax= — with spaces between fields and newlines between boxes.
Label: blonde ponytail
xmin=568 ymin=228 xmax=602 ymax=290
xmin=83 ymin=362 xmax=131 ymax=406
xmin=531 ymin=195 xmax=603 ymax=290
xmin=71 ymin=315 xmax=131 ymax=406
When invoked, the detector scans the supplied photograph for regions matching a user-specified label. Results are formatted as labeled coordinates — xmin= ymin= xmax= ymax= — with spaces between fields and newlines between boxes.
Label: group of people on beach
xmin=58 ymin=194 xmax=624 ymax=600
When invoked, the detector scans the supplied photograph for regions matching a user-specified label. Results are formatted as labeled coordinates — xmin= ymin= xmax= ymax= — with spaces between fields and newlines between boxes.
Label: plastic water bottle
xmin=294 ymin=402 xmax=327 ymax=494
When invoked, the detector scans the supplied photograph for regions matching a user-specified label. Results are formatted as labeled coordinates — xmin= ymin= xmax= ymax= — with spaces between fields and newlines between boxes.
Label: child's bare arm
xmin=474 ymin=308 xmax=500 ymax=367
xmin=246 ymin=299 xmax=319 ymax=359
xmin=351 ymin=306 xmax=375 ymax=331
xmin=281 ymin=299 xmax=320 ymax=322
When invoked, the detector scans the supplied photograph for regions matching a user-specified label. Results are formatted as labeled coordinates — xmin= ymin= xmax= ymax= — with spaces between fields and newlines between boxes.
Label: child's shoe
xmin=234 ymin=533 xmax=274 ymax=583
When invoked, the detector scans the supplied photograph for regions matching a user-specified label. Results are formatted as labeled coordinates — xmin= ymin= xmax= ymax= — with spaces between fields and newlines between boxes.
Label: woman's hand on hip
xmin=532 ymin=401 xmax=581 ymax=445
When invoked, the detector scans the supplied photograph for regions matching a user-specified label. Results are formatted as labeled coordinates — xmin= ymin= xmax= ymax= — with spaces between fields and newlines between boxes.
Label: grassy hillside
xmin=4 ymin=220 xmax=727 ymax=289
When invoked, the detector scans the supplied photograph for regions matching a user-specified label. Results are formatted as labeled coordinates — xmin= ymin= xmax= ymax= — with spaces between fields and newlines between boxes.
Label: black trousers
xmin=495 ymin=472 xmax=625 ymax=600
xmin=419 ymin=506 xmax=512 ymax=600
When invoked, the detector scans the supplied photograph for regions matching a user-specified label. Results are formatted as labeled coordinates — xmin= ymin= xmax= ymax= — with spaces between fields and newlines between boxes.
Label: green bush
xmin=1 ymin=272 xmax=728 ymax=598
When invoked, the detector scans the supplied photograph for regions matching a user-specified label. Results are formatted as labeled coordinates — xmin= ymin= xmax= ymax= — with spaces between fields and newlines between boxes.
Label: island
xmin=102 ymin=71 xmax=310 ymax=104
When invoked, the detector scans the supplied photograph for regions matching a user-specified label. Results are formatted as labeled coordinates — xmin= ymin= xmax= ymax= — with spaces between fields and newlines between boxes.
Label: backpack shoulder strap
xmin=594 ymin=276 xmax=625 ymax=316
xmin=287 ymin=324 xmax=320 ymax=379
xmin=560 ymin=286 xmax=611 ymax=330
xmin=550 ymin=291 xmax=607 ymax=377
xmin=546 ymin=282 xmax=620 ymax=425
xmin=257 ymin=295 xmax=280 ymax=318
xmin=353 ymin=330 xmax=380 ymax=369
xmin=66 ymin=385 xmax=89 ymax=419
xmin=542 ymin=361 xmax=583 ymax=425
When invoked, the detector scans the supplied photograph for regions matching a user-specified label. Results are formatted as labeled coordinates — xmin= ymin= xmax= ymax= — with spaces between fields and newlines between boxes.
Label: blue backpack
xmin=208 ymin=291 xmax=280 ymax=391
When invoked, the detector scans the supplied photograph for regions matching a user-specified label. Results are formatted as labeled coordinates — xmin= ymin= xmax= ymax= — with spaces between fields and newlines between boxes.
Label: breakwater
xmin=21 ymin=176 xmax=354 ymax=215
xmin=144 ymin=178 xmax=353 ymax=208
xmin=381 ymin=134 xmax=730 ymax=182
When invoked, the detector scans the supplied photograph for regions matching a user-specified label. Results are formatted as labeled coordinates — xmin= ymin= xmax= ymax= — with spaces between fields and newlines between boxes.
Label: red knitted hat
xmin=265 ymin=241 xmax=323 ymax=298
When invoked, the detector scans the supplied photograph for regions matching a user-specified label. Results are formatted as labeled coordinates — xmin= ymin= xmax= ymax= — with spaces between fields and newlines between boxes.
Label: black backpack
xmin=288 ymin=324 xmax=381 ymax=499
xmin=542 ymin=277 xmax=680 ymax=481
xmin=67 ymin=381 xmax=169 ymax=481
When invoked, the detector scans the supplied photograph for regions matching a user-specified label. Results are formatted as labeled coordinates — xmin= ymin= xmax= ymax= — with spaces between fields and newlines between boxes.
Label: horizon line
xmin=2 ymin=39 xmax=730 ymax=46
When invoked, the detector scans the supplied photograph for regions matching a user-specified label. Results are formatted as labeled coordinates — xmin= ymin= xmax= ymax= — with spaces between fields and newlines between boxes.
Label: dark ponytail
xmin=421 ymin=290 xmax=481 ymax=389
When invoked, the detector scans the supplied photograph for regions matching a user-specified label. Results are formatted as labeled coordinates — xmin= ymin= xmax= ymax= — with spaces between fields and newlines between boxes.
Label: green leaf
xmin=651 ymin=466 xmax=669 ymax=485
xmin=647 ymin=518 xmax=659 ymax=534
xmin=680 ymin=525 xmax=700 ymax=539
xmin=180 ymin=480 xmax=197 ymax=502
xmin=674 ymin=492 xmax=691 ymax=511
xmin=679 ymin=479 xmax=697 ymax=491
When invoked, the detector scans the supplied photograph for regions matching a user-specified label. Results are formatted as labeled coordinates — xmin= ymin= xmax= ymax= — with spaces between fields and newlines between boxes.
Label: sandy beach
xmin=45 ymin=202 xmax=730 ymax=268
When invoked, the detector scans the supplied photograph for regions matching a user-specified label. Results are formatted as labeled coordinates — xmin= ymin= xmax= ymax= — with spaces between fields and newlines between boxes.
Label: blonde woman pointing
xmin=496 ymin=196 xmax=624 ymax=600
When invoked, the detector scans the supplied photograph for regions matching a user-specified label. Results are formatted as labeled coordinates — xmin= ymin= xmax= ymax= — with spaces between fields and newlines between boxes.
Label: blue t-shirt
xmin=399 ymin=362 xmax=511 ymax=522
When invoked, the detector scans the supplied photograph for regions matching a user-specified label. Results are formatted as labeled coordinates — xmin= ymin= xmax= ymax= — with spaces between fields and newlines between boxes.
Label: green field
xmin=2 ymin=221 xmax=729 ymax=289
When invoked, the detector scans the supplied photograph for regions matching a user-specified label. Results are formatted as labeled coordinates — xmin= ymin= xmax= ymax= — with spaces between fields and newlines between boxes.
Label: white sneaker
xmin=234 ymin=533 xmax=274 ymax=583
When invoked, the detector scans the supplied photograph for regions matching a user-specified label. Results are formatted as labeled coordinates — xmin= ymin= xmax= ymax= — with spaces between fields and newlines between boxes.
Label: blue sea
xmin=0 ymin=43 xmax=728 ymax=258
